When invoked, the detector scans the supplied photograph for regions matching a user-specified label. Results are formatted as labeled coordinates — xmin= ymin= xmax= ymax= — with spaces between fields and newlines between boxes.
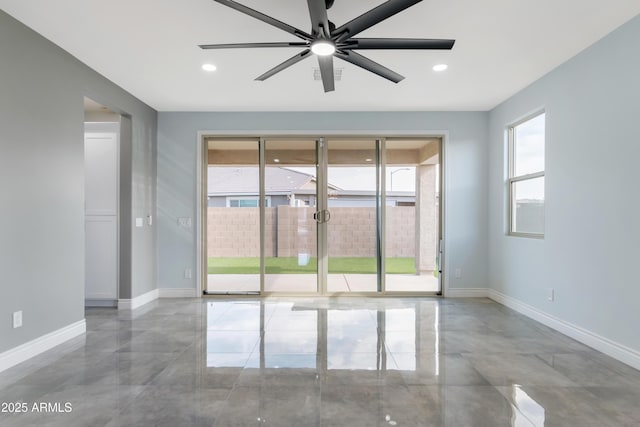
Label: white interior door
xmin=84 ymin=128 xmax=119 ymax=302
xmin=85 ymin=216 xmax=117 ymax=299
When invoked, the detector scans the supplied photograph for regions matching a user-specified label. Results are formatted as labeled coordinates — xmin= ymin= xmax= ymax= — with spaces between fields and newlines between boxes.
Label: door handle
xmin=314 ymin=210 xmax=331 ymax=223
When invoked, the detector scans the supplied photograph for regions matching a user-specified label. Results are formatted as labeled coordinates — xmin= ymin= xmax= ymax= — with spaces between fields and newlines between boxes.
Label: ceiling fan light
xmin=311 ymin=40 xmax=336 ymax=56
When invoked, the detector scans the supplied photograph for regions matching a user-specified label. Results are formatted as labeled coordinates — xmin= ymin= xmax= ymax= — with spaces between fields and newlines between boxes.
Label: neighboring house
xmin=514 ymin=199 xmax=545 ymax=234
xmin=208 ymin=166 xmax=417 ymax=208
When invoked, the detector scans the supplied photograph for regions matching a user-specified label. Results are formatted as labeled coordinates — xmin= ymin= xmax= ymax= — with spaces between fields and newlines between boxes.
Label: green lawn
xmin=208 ymin=257 xmax=417 ymax=274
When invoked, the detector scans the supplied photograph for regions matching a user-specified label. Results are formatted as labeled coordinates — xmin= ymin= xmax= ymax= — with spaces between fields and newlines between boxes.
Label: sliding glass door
xmin=384 ymin=139 xmax=441 ymax=293
xmin=206 ymin=138 xmax=261 ymax=294
xmin=205 ymin=136 xmax=441 ymax=295
xmin=264 ymin=138 xmax=318 ymax=293
xmin=326 ymin=139 xmax=380 ymax=293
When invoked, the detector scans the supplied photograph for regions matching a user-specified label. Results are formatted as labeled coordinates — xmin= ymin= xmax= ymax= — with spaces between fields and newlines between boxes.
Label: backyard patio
xmin=207 ymin=257 xmax=439 ymax=293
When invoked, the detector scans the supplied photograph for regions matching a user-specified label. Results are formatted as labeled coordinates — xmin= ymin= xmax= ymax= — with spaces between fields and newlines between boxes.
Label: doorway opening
xmin=83 ymin=97 xmax=120 ymax=307
xmin=203 ymin=135 xmax=442 ymax=296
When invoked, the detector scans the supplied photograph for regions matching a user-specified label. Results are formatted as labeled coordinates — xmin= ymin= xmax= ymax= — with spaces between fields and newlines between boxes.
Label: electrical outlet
xmin=184 ymin=268 xmax=192 ymax=279
xmin=12 ymin=311 xmax=22 ymax=328
xmin=454 ymin=268 xmax=462 ymax=279
xmin=547 ymin=288 xmax=554 ymax=302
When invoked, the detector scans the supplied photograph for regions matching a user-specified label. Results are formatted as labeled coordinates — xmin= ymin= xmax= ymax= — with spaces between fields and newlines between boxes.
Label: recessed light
xmin=311 ymin=40 xmax=336 ymax=56
xmin=432 ymin=64 xmax=448 ymax=72
xmin=273 ymin=158 xmax=280 ymax=163
xmin=202 ymin=63 xmax=217 ymax=72
xmin=365 ymin=158 xmax=373 ymax=162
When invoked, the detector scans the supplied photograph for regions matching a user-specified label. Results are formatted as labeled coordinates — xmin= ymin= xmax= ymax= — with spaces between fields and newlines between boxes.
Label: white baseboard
xmin=446 ymin=287 xmax=489 ymax=298
xmin=118 ymin=288 xmax=159 ymax=310
xmin=159 ymin=288 xmax=198 ymax=298
xmin=488 ymin=289 xmax=640 ymax=371
xmin=0 ymin=320 xmax=86 ymax=373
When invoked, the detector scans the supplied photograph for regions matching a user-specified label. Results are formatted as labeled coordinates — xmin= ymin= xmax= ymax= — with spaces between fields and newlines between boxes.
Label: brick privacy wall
xmin=208 ymin=206 xmax=417 ymax=258
xmin=327 ymin=207 xmax=377 ymax=257
xmin=386 ymin=207 xmax=416 ymax=257
xmin=277 ymin=206 xmax=317 ymax=257
xmin=207 ymin=208 xmax=275 ymax=257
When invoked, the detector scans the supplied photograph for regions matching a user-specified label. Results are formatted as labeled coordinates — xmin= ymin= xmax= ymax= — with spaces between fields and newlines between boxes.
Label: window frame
xmin=507 ymin=111 xmax=545 ymax=238
xmin=226 ymin=196 xmax=271 ymax=208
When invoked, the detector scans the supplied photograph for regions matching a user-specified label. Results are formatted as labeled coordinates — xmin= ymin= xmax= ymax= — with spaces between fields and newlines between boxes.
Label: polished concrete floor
xmin=1 ymin=297 xmax=640 ymax=426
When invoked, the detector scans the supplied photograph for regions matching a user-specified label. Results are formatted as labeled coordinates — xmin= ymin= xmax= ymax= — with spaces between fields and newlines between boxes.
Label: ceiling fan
xmin=199 ymin=0 xmax=455 ymax=92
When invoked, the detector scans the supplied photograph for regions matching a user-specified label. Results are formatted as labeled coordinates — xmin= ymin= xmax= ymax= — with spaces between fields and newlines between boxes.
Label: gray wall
xmin=488 ymin=16 xmax=640 ymax=353
xmin=158 ymin=111 xmax=489 ymax=291
xmin=0 ymin=11 xmax=157 ymax=353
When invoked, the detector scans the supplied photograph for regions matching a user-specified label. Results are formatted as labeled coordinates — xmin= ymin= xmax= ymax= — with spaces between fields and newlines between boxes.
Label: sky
xmin=514 ymin=113 xmax=545 ymax=176
xmin=513 ymin=113 xmax=545 ymax=200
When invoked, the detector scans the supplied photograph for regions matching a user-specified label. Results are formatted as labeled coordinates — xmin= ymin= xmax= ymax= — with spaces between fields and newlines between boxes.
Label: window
xmin=508 ymin=112 xmax=545 ymax=237
xmin=226 ymin=196 xmax=271 ymax=207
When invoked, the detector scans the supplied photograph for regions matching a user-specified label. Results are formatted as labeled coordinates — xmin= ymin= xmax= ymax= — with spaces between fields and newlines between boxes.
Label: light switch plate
xmin=178 ymin=217 xmax=192 ymax=228
xmin=135 ymin=217 xmax=144 ymax=227
xmin=13 ymin=311 xmax=22 ymax=328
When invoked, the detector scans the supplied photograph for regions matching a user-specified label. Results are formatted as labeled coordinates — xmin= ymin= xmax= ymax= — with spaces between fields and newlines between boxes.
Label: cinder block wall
xmin=208 ymin=206 xmax=423 ymax=258
xmin=326 ymin=207 xmax=377 ymax=257
xmin=207 ymin=208 xmax=275 ymax=257
xmin=386 ymin=207 xmax=417 ymax=257
xmin=276 ymin=206 xmax=317 ymax=257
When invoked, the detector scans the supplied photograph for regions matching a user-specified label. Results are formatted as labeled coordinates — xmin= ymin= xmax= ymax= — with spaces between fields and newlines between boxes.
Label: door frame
xmin=197 ymin=130 xmax=449 ymax=297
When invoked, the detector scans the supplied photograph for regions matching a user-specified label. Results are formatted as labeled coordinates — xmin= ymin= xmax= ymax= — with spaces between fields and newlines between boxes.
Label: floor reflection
xmin=509 ymin=385 xmax=545 ymax=426
xmin=5 ymin=298 xmax=640 ymax=425
xmin=206 ymin=299 xmax=438 ymax=374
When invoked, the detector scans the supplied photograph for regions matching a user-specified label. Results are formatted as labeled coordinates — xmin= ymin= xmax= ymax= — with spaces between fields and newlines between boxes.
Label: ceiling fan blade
xmin=318 ymin=55 xmax=335 ymax=92
xmin=307 ymin=0 xmax=331 ymax=37
xmin=345 ymin=38 xmax=455 ymax=50
xmin=335 ymin=50 xmax=404 ymax=83
xmin=255 ymin=49 xmax=312 ymax=81
xmin=333 ymin=0 xmax=422 ymax=41
xmin=214 ymin=0 xmax=312 ymax=40
xmin=199 ymin=42 xmax=308 ymax=49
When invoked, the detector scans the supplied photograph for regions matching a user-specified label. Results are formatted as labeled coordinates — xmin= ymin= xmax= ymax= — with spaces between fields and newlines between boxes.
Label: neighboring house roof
xmin=208 ymin=167 xmax=341 ymax=195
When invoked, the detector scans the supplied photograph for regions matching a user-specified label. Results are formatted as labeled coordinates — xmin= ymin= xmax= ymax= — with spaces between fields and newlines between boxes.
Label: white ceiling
xmin=2 ymin=1 xmax=639 ymax=112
